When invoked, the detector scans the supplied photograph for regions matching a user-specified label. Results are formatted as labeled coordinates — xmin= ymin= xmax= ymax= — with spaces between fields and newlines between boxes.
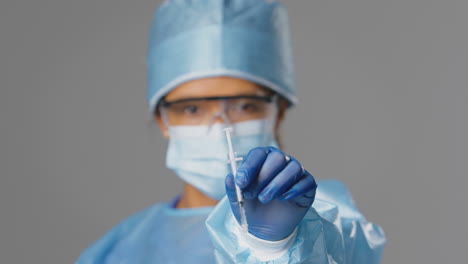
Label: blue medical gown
xmin=76 ymin=180 xmax=385 ymax=263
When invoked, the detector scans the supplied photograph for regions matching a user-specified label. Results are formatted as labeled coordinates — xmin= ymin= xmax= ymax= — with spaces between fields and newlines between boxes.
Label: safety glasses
xmin=159 ymin=94 xmax=278 ymax=126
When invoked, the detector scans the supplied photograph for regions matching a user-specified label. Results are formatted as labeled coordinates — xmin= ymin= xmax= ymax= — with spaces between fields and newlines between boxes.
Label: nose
xmin=210 ymin=112 xmax=231 ymax=124
xmin=207 ymin=101 xmax=232 ymax=125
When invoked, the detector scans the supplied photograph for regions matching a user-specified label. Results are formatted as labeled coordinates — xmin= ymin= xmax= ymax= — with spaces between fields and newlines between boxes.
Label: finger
xmin=225 ymin=173 xmax=238 ymax=203
xmin=291 ymin=187 xmax=316 ymax=208
xmin=243 ymin=148 xmax=289 ymax=199
xmin=257 ymin=157 xmax=304 ymax=204
xmin=235 ymin=147 xmax=268 ymax=189
xmin=278 ymin=170 xmax=317 ymax=202
xmin=225 ymin=173 xmax=244 ymax=223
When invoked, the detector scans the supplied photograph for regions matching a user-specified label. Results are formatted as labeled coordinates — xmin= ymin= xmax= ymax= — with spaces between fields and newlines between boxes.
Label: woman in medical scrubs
xmin=76 ymin=0 xmax=386 ymax=263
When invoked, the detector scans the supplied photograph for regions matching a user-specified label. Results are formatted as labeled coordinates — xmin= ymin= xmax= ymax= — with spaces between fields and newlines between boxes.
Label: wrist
xmin=232 ymin=220 xmax=297 ymax=261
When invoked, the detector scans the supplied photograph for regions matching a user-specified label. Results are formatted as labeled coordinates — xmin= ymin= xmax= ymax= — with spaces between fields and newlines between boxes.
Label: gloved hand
xmin=225 ymin=147 xmax=317 ymax=241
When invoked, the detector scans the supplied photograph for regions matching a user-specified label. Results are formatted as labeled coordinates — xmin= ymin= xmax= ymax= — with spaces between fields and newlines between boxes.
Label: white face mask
xmin=166 ymin=119 xmax=279 ymax=200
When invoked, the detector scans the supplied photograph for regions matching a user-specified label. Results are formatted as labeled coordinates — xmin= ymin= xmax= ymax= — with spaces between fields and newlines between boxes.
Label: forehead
xmin=164 ymin=77 xmax=270 ymax=101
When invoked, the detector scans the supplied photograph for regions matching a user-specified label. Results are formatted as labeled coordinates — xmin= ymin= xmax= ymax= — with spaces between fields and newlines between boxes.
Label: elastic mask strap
xmin=267 ymin=94 xmax=279 ymax=122
xmin=158 ymin=104 xmax=171 ymax=128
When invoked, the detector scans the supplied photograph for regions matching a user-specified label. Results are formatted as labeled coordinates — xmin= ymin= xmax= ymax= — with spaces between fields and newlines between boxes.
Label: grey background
xmin=1 ymin=0 xmax=467 ymax=263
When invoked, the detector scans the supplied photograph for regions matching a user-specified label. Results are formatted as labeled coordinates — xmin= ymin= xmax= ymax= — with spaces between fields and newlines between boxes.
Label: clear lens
xmin=160 ymin=95 xmax=276 ymax=126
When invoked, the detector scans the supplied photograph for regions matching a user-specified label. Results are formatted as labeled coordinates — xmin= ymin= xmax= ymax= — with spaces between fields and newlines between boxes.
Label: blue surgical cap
xmin=147 ymin=0 xmax=297 ymax=112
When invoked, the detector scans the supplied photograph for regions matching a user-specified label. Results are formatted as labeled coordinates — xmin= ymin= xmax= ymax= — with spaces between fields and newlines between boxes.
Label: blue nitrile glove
xmin=225 ymin=147 xmax=317 ymax=241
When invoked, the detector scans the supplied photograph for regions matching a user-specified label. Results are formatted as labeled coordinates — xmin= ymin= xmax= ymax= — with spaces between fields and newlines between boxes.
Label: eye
xmin=239 ymin=102 xmax=260 ymax=113
xmin=182 ymin=105 xmax=200 ymax=115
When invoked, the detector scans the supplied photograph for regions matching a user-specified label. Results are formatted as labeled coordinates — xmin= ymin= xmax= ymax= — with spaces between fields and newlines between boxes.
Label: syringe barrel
xmin=223 ymin=127 xmax=248 ymax=233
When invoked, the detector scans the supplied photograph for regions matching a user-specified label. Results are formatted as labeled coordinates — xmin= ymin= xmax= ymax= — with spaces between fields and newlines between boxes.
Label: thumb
xmin=225 ymin=173 xmax=238 ymax=204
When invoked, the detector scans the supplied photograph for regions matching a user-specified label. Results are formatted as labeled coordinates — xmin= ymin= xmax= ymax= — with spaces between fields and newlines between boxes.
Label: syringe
xmin=223 ymin=127 xmax=248 ymax=233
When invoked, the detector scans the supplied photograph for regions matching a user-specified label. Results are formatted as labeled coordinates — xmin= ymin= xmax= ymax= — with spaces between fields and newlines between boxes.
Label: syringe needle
xmin=224 ymin=127 xmax=248 ymax=233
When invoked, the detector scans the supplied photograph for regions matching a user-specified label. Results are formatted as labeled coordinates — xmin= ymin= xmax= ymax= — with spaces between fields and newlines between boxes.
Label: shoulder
xmin=313 ymin=179 xmax=363 ymax=220
xmin=316 ymin=179 xmax=355 ymax=205
xmin=75 ymin=202 xmax=166 ymax=264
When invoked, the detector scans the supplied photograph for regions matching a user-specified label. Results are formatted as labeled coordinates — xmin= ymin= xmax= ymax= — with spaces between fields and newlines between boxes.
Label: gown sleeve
xmin=205 ymin=180 xmax=386 ymax=264
xmin=75 ymin=205 xmax=156 ymax=264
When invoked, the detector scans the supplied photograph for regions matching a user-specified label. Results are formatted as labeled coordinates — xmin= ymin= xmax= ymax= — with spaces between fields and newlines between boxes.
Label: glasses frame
xmin=160 ymin=95 xmax=274 ymax=107
xmin=158 ymin=94 xmax=278 ymax=127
